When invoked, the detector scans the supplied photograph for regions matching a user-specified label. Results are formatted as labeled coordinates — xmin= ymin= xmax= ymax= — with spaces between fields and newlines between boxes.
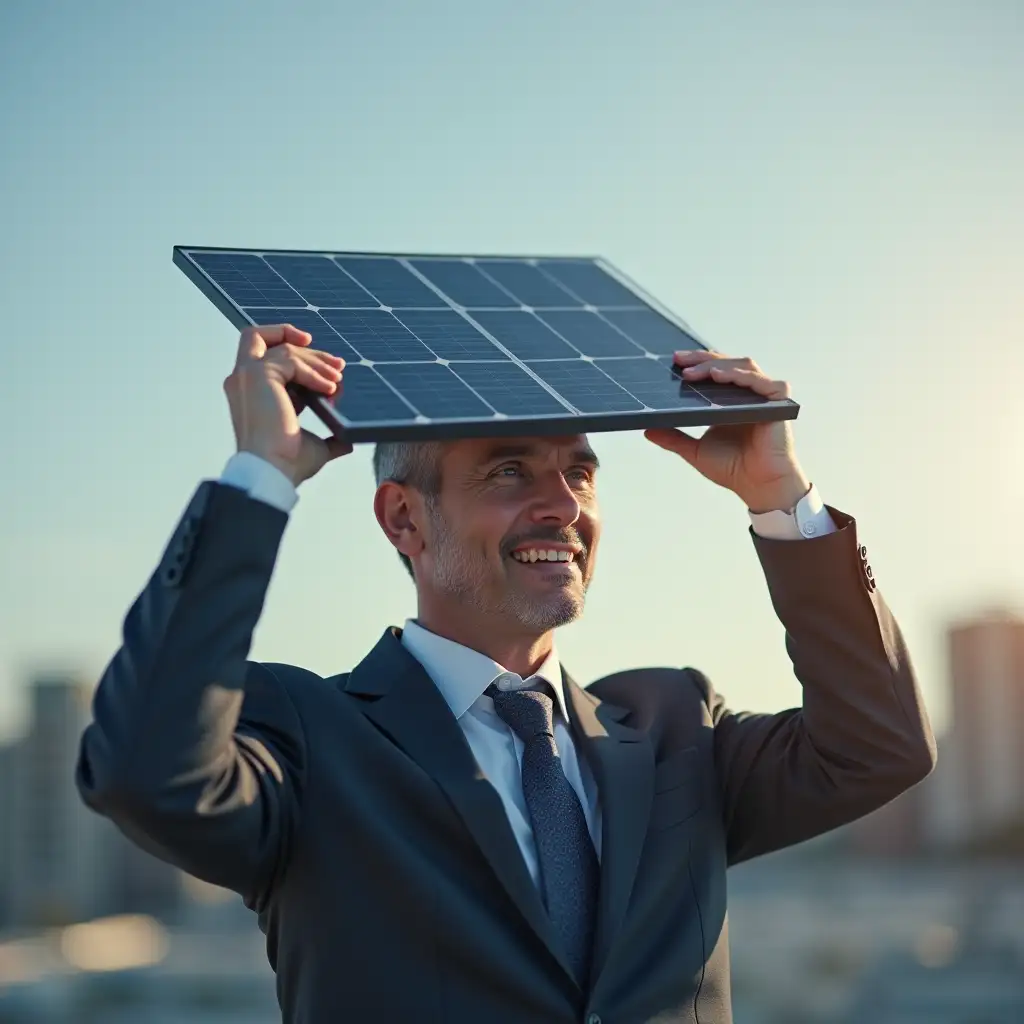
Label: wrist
xmin=740 ymin=471 xmax=811 ymax=514
xmin=239 ymin=447 xmax=302 ymax=487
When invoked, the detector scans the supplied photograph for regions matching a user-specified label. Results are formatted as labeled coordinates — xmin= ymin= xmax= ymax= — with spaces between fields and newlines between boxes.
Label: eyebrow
xmin=480 ymin=442 xmax=600 ymax=470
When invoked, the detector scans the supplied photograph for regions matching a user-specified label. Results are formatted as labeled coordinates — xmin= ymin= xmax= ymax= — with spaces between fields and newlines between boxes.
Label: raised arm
xmin=76 ymin=323 xmax=351 ymax=907
xmin=695 ymin=512 xmax=935 ymax=865
xmin=646 ymin=349 xmax=935 ymax=865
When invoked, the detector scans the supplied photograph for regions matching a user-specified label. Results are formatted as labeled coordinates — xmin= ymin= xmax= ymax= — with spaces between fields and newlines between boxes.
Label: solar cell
xmin=174 ymin=246 xmax=798 ymax=442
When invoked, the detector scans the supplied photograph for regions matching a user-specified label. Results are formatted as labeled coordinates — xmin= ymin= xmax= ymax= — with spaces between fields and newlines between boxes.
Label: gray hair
xmin=372 ymin=441 xmax=445 ymax=578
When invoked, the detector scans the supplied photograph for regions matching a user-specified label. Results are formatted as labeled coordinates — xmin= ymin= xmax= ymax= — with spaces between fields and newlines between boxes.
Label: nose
xmin=528 ymin=470 xmax=582 ymax=527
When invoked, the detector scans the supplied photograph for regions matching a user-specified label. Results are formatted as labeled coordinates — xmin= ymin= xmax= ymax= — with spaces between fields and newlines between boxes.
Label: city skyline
xmin=2 ymin=600 xmax=1018 ymax=939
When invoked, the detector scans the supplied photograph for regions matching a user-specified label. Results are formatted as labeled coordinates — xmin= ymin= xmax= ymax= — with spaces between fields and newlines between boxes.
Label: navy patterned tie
xmin=488 ymin=680 xmax=599 ymax=986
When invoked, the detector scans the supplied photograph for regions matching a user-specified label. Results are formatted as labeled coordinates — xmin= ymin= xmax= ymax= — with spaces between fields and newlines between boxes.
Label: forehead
xmin=444 ymin=434 xmax=598 ymax=468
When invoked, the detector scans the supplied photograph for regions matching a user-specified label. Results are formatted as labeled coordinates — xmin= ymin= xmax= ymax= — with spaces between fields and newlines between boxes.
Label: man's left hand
xmin=644 ymin=350 xmax=810 ymax=513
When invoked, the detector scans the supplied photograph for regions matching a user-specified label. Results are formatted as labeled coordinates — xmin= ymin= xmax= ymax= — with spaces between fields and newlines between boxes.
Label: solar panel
xmin=173 ymin=246 xmax=798 ymax=442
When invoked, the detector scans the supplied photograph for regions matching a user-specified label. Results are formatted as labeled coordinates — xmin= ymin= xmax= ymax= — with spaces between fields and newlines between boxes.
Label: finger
xmin=235 ymin=324 xmax=312 ymax=369
xmin=672 ymin=348 xmax=724 ymax=365
xmin=644 ymin=427 xmax=700 ymax=465
xmin=265 ymin=344 xmax=344 ymax=383
xmin=680 ymin=356 xmax=757 ymax=380
xmin=266 ymin=350 xmax=341 ymax=395
xmin=254 ymin=323 xmax=313 ymax=349
xmin=306 ymin=349 xmax=346 ymax=370
xmin=706 ymin=364 xmax=790 ymax=399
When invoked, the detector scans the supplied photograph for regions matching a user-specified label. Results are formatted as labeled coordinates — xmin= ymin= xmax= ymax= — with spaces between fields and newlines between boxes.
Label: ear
xmin=373 ymin=482 xmax=426 ymax=562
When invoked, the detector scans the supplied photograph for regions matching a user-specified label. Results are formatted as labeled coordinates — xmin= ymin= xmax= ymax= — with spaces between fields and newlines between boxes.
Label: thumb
xmin=644 ymin=427 xmax=699 ymax=466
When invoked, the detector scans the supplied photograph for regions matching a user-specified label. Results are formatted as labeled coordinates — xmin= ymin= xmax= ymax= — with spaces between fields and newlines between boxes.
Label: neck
xmin=413 ymin=603 xmax=555 ymax=678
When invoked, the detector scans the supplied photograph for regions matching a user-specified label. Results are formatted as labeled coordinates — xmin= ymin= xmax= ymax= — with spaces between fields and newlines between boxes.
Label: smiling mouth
xmin=509 ymin=547 xmax=581 ymax=566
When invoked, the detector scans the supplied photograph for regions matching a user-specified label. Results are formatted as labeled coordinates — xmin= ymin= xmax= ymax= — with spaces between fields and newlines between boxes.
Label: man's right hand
xmin=223 ymin=324 xmax=353 ymax=486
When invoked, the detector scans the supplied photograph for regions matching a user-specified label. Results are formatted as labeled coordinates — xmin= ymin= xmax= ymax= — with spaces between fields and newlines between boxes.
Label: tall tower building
xmin=5 ymin=675 xmax=109 ymax=924
xmin=946 ymin=609 xmax=1024 ymax=843
xmin=1 ymin=674 xmax=186 ymax=927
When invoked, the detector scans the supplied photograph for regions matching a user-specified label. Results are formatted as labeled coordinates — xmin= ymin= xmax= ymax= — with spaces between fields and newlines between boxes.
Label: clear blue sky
xmin=1 ymin=0 xmax=1022 ymax=739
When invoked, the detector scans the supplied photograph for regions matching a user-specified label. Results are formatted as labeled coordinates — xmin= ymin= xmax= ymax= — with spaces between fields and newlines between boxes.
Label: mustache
xmin=501 ymin=529 xmax=587 ymax=559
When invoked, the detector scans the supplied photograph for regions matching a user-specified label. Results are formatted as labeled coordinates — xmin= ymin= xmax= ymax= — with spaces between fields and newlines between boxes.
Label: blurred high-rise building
xmin=847 ymin=607 xmax=1024 ymax=857
xmin=0 ymin=673 xmax=186 ymax=929
xmin=945 ymin=609 xmax=1024 ymax=844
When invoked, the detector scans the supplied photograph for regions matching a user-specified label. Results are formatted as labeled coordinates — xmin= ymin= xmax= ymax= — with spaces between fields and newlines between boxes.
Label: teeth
xmin=512 ymin=549 xmax=577 ymax=563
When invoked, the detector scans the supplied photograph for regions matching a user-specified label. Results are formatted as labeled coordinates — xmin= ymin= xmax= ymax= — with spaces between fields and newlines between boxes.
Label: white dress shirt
xmin=401 ymin=618 xmax=602 ymax=886
xmin=216 ymin=450 xmax=837 ymax=891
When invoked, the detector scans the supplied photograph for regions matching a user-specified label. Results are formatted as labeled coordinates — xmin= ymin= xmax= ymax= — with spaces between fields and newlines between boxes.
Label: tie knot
xmin=488 ymin=679 xmax=556 ymax=743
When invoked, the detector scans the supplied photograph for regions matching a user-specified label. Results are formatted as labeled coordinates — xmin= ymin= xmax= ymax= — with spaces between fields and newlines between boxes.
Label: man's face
xmin=418 ymin=434 xmax=601 ymax=633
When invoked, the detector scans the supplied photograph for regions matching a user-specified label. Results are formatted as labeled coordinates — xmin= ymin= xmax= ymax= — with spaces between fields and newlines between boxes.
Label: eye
xmin=491 ymin=462 xmax=525 ymax=478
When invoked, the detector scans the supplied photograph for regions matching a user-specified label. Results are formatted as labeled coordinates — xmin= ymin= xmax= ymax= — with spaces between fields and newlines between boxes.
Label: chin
xmin=514 ymin=593 xmax=585 ymax=632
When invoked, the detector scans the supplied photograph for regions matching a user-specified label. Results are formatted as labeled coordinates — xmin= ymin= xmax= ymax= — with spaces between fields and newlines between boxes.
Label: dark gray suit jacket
xmin=76 ymin=481 xmax=935 ymax=1023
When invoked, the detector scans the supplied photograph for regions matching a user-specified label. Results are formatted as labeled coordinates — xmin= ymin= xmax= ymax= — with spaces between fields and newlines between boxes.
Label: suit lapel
xmin=565 ymin=670 xmax=654 ymax=984
xmin=339 ymin=629 xmax=578 ymax=986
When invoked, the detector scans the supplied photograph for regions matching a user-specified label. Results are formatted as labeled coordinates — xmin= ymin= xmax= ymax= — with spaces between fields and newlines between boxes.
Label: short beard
xmin=427 ymin=503 xmax=587 ymax=632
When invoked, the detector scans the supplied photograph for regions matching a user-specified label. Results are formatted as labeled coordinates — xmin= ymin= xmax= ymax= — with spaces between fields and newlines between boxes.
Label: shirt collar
xmin=400 ymin=618 xmax=568 ymax=723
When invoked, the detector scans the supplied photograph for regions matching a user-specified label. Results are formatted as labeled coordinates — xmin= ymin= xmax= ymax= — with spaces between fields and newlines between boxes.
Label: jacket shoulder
xmin=586 ymin=665 xmax=711 ymax=713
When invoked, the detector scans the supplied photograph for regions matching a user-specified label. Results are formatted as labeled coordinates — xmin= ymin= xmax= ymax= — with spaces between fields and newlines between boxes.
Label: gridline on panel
xmin=409 ymin=259 xmax=520 ymax=309
xmin=474 ymin=260 xmax=579 ymax=308
xmin=392 ymin=310 xmax=509 ymax=362
xmin=334 ymin=257 xmax=447 ymax=309
xmin=264 ymin=254 xmax=377 ymax=308
xmin=527 ymin=360 xmax=645 ymax=414
xmin=601 ymin=309 xmax=703 ymax=357
xmin=332 ymin=364 xmax=416 ymax=423
xmin=240 ymin=308 xmax=361 ymax=363
xmin=539 ymin=260 xmax=644 ymax=307
xmin=448 ymin=362 xmax=570 ymax=417
xmin=317 ymin=309 xmax=436 ymax=362
xmin=593 ymin=358 xmax=712 ymax=411
xmin=375 ymin=363 xmax=496 ymax=420
xmin=469 ymin=310 xmax=580 ymax=361
xmin=193 ymin=252 xmax=304 ymax=307
xmin=536 ymin=310 xmax=645 ymax=358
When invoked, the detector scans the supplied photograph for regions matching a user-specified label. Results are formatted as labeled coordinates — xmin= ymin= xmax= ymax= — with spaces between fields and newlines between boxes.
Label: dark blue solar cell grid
xmin=241 ymin=308 xmax=361 ymax=363
xmin=470 ymin=310 xmax=580 ymax=361
xmin=193 ymin=253 xmax=304 ymax=306
xmin=263 ymin=255 xmax=377 ymax=308
xmin=331 ymin=364 xmax=416 ymax=423
xmin=335 ymin=257 xmax=446 ymax=309
xmin=601 ymin=309 xmax=701 ymax=357
xmin=392 ymin=310 xmax=509 ymax=361
xmin=537 ymin=310 xmax=645 ymax=357
xmin=539 ymin=260 xmax=644 ymax=307
xmin=179 ymin=246 xmax=793 ymax=438
xmin=449 ymin=362 xmax=569 ymax=416
xmin=375 ymin=363 xmax=495 ymax=420
xmin=527 ymin=360 xmax=645 ymax=414
xmin=410 ymin=259 xmax=520 ymax=309
xmin=475 ymin=260 xmax=579 ymax=308
xmin=318 ymin=309 xmax=435 ymax=362
xmin=593 ymin=358 xmax=713 ymax=410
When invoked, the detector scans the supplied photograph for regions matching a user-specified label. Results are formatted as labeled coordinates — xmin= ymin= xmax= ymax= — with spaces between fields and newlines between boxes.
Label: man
xmin=76 ymin=324 xmax=935 ymax=1024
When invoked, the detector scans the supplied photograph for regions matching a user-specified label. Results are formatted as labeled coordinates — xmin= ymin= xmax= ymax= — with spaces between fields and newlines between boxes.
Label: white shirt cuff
xmin=748 ymin=483 xmax=837 ymax=540
xmin=218 ymin=452 xmax=299 ymax=514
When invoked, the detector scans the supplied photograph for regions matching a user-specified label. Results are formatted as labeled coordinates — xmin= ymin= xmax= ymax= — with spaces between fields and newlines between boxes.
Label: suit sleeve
xmin=75 ymin=481 xmax=306 ymax=909
xmin=696 ymin=507 xmax=937 ymax=867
